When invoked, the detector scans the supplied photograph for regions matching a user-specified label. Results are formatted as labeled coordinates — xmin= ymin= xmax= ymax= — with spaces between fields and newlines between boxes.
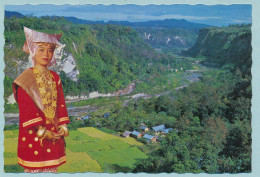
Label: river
xmin=4 ymin=68 xmax=204 ymax=125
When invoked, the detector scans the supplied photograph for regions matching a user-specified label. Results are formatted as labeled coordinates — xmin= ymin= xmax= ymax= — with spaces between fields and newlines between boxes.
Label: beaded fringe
xmin=24 ymin=167 xmax=58 ymax=173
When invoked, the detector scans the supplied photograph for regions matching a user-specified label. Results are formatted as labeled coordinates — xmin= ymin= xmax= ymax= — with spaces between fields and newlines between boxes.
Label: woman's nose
xmin=44 ymin=50 xmax=49 ymax=57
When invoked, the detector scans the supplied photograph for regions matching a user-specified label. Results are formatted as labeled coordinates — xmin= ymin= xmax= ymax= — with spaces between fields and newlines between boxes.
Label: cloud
xmin=229 ymin=18 xmax=252 ymax=24
xmin=129 ymin=14 xmax=222 ymax=22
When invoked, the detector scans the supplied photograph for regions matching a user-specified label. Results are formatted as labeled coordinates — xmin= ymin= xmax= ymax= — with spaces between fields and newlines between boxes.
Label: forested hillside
xmin=4 ymin=15 xmax=252 ymax=173
xmin=5 ymin=11 xmax=204 ymax=61
xmin=4 ymin=16 xmax=191 ymax=98
xmin=65 ymin=17 xmax=205 ymax=53
xmin=63 ymin=15 xmax=206 ymax=53
xmin=183 ymin=24 xmax=251 ymax=75
xmin=131 ymin=24 xmax=252 ymax=173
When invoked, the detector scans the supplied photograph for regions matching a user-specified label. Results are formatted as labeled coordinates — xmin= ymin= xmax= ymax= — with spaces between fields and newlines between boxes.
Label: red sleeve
xmin=17 ymin=86 xmax=45 ymax=129
xmin=56 ymin=75 xmax=70 ymax=125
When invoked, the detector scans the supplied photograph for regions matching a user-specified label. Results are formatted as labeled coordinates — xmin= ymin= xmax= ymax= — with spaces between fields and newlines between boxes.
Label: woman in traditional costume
xmin=12 ymin=27 xmax=70 ymax=173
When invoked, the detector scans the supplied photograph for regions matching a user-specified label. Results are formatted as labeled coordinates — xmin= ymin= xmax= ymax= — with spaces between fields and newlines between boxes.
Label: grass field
xmin=4 ymin=127 xmax=147 ymax=173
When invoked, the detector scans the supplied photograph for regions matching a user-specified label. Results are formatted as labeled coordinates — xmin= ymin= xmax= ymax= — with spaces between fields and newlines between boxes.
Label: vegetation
xmin=4 ymin=127 xmax=147 ymax=173
xmin=4 ymin=16 xmax=192 ymax=98
xmin=183 ymin=24 xmax=251 ymax=75
xmin=3 ymin=16 xmax=251 ymax=173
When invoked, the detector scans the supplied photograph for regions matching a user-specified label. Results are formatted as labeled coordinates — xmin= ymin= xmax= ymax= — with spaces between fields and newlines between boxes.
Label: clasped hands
xmin=51 ymin=124 xmax=69 ymax=140
xmin=37 ymin=124 xmax=69 ymax=141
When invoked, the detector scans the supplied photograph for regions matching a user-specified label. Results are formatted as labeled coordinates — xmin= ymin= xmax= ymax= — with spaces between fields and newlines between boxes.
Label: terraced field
xmin=4 ymin=127 xmax=147 ymax=173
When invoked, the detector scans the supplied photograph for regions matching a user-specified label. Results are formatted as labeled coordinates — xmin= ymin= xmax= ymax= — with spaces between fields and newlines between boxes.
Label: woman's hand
xmin=44 ymin=130 xmax=62 ymax=140
xmin=52 ymin=131 xmax=63 ymax=140
xmin=56 ymin=128 xmax=65 ymax=137
xmin=58 ymin=124 xmax=69 ymax=137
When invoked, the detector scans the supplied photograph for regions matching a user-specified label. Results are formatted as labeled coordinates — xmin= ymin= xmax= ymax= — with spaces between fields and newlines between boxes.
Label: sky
xmin=5 ymin=4 xmax=252 ymax=26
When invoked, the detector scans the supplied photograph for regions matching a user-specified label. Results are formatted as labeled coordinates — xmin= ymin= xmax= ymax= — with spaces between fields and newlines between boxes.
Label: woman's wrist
xmin=36 ymin=125 xmax=46 ymax=138
xmin=59 ymin=124 xmax=69 ymax=137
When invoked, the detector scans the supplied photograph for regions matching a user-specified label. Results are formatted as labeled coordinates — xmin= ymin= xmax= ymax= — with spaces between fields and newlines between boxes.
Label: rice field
xmin=4 ymin=127 xmax=147 ymax=173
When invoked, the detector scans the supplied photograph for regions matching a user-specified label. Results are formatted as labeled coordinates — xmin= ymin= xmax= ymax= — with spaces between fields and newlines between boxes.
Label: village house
xmin=75 ymin=117 xmax=82 ymax=121
xmin=161 ymin=128 xmax=174 ymax=134
xmin=122 ymin=131 xmax=131 ymax=138
xmin=152 ymin=124 xmax=166 ymax=135
xmin=103 ymin=113 xmax=110 ymax=118
xmin=143 ymin=134 xmax=156 ymax=142
xmin=83 ymin=115 xmax=91 ymax=120
xmin=131 ymin=130 xmax=142 ymax=138
xmin=140 ymin=126 xmax=149 ymax=132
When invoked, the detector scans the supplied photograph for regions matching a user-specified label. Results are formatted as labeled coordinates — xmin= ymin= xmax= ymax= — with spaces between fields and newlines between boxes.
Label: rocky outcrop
xmin=136 ymin=27 xmax=197 ymax=50
xmin=55 ymin=53 xmax=79 ymax=81
xmin=183 ymin=25 xmax=251 ymax=74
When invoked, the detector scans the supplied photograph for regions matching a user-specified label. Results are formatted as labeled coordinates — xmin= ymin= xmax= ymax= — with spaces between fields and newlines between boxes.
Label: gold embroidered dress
xmin=13 ymin=67 xmax=70 ymax=169
xmin=34 ymin=67 xmax=57 ymax=125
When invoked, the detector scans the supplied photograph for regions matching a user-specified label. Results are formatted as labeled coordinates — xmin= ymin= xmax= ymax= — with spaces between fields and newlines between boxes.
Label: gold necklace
xmin=33 ymin=67 xmax=57 ymax=124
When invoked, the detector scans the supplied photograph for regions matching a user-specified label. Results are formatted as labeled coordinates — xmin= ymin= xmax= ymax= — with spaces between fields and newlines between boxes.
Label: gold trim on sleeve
xmin=59 ymin=117 xmax=70 ymax=122
xmin=23 ymin=117 xmax=43 ymax=127
xmin=18 ymin=156 xmax=66 ymax=167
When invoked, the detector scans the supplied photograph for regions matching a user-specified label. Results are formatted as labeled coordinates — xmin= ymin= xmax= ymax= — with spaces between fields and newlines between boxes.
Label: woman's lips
xmin=42 ymin=58 xmax=49 ymax=61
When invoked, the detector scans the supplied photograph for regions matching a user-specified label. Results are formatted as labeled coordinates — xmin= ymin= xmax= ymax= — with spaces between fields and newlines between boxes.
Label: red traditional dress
xmin=13 ymin=66 xmax=70 ymax=170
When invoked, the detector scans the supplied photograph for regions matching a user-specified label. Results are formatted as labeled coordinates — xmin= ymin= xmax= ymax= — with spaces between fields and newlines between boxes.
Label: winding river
xmin=4 ymin=68 xmax=204 ymax=125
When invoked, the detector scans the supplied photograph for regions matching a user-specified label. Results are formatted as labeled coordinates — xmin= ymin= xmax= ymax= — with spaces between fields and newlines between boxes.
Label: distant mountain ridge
xmin=4 ymin=10 xmax=211 ymax=32
xmin=4 ymin=10 xmax=210 ymax=52
xmin=55 ymin=16 xmax=210 ymax=51
xmin=65 ymin=17 xmax=210 ymax=32
xmin=5 ymin=11 xmax=24 ymax=18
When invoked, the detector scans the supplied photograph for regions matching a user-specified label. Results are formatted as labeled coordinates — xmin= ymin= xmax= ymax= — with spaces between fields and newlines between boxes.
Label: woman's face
xmin=34 ymin=43 xmax=55 ymax=67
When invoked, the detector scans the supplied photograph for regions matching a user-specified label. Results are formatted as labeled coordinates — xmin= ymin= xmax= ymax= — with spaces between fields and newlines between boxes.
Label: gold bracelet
xmin=59 ymin=125 xmax=69 ymax=137
xmin=37 ymin=126 xmax=46 ymax=138
xmin=45 ymin=130 xmax=54 ymax=140
xmin=39 ymin=130 xmax=54 ymax=147
xmin=39 ymin=129 xmax=47 ymax=147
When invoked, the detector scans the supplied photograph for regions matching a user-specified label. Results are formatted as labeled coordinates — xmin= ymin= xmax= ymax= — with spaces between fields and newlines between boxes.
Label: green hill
xmin=4 ymin=16 xmax=192 ymax=97
xmin=183 ymin=24 xmax=251 ymax=75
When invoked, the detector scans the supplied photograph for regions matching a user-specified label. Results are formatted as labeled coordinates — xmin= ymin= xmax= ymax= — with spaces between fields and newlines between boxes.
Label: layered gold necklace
xmin=33 ymin=66 xmax=57 ymax=124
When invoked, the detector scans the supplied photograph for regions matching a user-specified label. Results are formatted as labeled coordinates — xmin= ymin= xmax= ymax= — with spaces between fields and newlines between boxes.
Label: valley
xmin=3 ymin=14 xmax=252 ymax=173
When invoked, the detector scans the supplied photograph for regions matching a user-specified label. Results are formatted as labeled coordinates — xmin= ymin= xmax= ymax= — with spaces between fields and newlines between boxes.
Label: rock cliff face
xmin=53 ymin=52 xmax=79 ymax=81
xmin=137 ymin=27 xmax=197 ymax=50
xmin=144 ymin=32 xmax=186 ymax=46
xmin=5 ymin=48 xmax=79 ymax=81
xmin=6 ymin=50 xmax=79 ymax=104
xmin=183 ymin=25 xmax=251 ymax=74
